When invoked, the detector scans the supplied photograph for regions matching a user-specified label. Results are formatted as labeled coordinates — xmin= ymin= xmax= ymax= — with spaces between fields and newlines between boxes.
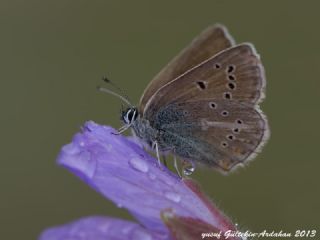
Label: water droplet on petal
xmin=164 ymin=191 xmax=181 ymax=203
xmin=129 ymin=158 xmax=149 ymax=173
xmin=79 ymin=141 xmax=85 ymax=147
xmin=183 ymin=162 xmax=195 ymax=176
xmin=116 ymin=203 xmax=123 ymax=208
xmin=132 ymin=228 xmax=152 ymax=240
xmin=148 ymin=173 xmax=156 ymax=180
xmin=162 ymin=210 xmax=174 ymax=219
xmin=104 ymin=143 xmax=112 ymax=151
xmin=121 ymin=225 xmax=132 ymax=234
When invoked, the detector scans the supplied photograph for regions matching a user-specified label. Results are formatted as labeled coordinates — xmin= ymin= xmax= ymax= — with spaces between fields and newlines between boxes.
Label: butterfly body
xmin=119 ymin=24 xmax=269 ymax=173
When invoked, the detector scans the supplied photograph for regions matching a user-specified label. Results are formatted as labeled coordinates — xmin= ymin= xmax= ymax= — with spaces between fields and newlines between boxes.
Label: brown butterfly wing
xmin=144 ymin=44 xmax=266 ymax=117
xmin=139 ymin=24 xmax=234 ymax=112
xmin=153 ymin=100 xmax=269 ymax=171
xmin=144 ymin=44 xmax=268 ymax=171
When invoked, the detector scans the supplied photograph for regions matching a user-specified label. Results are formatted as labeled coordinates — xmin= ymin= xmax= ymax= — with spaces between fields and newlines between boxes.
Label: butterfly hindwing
xmin=153 ymin=100 xmax=269 ymax=171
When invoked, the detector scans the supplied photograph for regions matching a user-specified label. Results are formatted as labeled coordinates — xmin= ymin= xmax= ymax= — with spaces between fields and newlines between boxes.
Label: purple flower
xmin=39 ymin=121 xmax=241 ymax=240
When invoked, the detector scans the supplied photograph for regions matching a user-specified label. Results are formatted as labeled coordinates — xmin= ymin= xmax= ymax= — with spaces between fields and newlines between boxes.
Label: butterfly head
xmin=121 ymin=107 xmax=139 ymax=125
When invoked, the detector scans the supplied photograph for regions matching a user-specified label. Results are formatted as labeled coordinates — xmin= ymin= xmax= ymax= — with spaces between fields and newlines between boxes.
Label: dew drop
xmin=79 ymin=141 xmax=85 ymax=147
xmin=104 ymin=143 xmax=113 ymax=151
xmin=116 ymin=203 xmax=123 ymax=208
xmin=164 ymin=191 xmax=181 ymax=203
xmin=132 ymin=228 xmax=152 ymax=240
xmin=162 ymin=210 xmax=174 ymax=219
xmin=129 ymin=158 xmax=149 ymax=173
xmin=183 ymin=162 xmax=195 ymax=176
xmin=121 ymin=225 xmax=132 ymax=234
xmin=148 ymin=173 xmax=156 ymax=180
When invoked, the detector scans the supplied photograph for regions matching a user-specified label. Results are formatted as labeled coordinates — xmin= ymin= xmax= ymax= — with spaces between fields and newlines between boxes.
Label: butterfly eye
xmin=124 ymin=108 xmax=138 ymax=124
xmin=128 ymin=110 xmax=134 ymax=121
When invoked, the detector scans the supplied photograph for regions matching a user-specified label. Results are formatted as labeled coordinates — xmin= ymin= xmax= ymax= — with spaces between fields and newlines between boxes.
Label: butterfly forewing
xmin=139 ymin=24 xmax=235 ymax=113
xmin=144 ymin=44 xmax=265 ymax=118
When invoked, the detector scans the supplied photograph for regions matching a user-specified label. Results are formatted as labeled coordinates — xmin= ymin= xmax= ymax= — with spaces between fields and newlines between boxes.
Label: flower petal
xmin=161 ymin=209 xmax=241 ymax=240
xmin=39 ymin=216 xmax=164 ymax=240
xmin=57 ymin=121 xmax=237 ymax=234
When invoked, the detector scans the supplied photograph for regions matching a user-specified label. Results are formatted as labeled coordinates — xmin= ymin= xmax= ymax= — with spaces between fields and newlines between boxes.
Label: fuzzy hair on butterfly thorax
xmin=121 ymin=108 xmax=164 ymax=150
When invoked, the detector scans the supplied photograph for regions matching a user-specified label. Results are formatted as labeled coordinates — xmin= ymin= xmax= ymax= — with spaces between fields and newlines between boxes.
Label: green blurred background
xmin=1 ymin=0 xmax=319 ymax=239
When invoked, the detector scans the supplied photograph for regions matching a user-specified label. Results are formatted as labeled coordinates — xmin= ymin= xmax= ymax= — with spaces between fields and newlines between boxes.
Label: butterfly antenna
xmin=97 ymin=86 xmax=132 ymax=106
xmin=102 ymin=76 xmax=132 ymax=103
xmin=120 ymin=103 xmax=125 ymax=113
xmin=97 ymin=76 xmax=133 ymax=106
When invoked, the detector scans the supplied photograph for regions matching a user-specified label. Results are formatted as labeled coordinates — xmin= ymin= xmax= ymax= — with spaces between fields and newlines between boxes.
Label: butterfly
xmin=100 ymin=24 xmax=270 ymax=175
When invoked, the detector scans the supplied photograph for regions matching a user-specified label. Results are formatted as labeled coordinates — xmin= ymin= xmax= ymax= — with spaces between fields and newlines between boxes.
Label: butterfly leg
xmin=152 ymin=141 xmax=162 ymax=168
xmin=173 ymin=154 xmax=182 ymax=178
xmin=162 ymin=155 xmax=168 ymax=168
xmin=112 ymin=124 xmax=131 ymax=135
